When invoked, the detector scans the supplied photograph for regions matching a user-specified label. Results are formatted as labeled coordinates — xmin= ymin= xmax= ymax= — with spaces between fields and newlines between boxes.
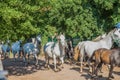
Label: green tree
xmin=0 ymin=0 xmax=120 ymax=45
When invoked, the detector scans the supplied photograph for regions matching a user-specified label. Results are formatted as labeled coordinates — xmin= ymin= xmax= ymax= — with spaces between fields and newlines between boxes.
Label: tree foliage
xmin=0 ymin=0 xmax=120 ymax=44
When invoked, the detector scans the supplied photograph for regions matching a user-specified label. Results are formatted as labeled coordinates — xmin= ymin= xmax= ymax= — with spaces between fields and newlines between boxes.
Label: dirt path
xmin=2 ymin=56 xmax=120 ymax=80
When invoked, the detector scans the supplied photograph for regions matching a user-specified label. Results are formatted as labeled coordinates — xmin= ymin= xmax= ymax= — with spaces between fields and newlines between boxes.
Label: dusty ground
xmin=2 ymin=56 xmax=120 ymax=80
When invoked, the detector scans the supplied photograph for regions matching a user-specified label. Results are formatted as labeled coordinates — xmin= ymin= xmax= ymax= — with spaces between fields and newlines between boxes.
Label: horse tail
xmin=77 ymin=42 xmax=84 ymax=56
xmin=90 ymin=50 xmax=96 ymax=62
xmin=73 ymin=45 xmax=80 ymax=61
xmin=79 ymin=42 xmax=86 ymax=61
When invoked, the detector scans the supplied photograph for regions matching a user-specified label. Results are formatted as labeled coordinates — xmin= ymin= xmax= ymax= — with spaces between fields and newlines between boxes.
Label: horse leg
xmin=23 ymin=53 xmax=27 ymax=66
xmin=44 ymin=53 xmax=50 ymax=69
xmin=17 ymin=51 xmax=20 ymax=61
xmin=8 ymin=52 xmax=10 ymax=58
xmin=47 ymin=57 xmax=50 ymax=69
xmin=3 ymin=52 xmax=6 ymax=59
xmin=69 ymin=52 xmax=73 ymax=65
xmin=68 ymin=51 xmax=72 ymax=59
xmin=13 ymin=53 xmax=16 ymax=61
xmin=80 ymin=55 xmax=84 ymax=73
xmin=60 ymin=57 xmax=64 ymax=69
xmin=106 ymin=64 xmax=110 ymax=71
xmin=87 ymin=58 xmax=92 ymax=73
xmin=28 ymin=54 xmax=30 ymax=64
xmin=34 ymin=54 xmax=38 ymax=65
xmin=95 ymin=62 xmax=102 ymax=77
xmin=23 ymin=52 xmax=26 ymax=62
xmin=91 ymin=62 xmax=95 ymax=76
xmin=53 ymin=55 xmax=57 ymax=72
xmin=92 ymin=57 xmax=101 ymax=77
xmin=108 ymin=65 xmax=114 ymax=79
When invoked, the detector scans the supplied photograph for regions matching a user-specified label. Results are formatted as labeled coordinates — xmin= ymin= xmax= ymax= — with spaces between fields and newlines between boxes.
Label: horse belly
xmin=102 ymin=57 xmax=110 ymax=64
xmin=101 ymin=51 xmax=111 ymax=64
xmin=53 ymin=47 xmax=61 ymax=57
xmin=45 ymin=47 xmax=53 ymax=57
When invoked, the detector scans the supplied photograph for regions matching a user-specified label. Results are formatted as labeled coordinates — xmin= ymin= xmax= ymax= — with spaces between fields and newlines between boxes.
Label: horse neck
xmin=17 ymin=41 xmax=21 ymax=46
xmin=6 ymin=42 xmax=10 ymax=46
xmin=100 ymin=32 xmax=113 ymax=49
xmin=34 ymin=39 xmax=40 ymax=48
xmin=58 ymin=40 xmax=65 ymax=55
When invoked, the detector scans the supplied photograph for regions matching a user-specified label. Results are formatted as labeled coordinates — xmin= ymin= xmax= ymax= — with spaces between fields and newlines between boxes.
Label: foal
xmin=92 ymin=48 xmax=120 ymax=79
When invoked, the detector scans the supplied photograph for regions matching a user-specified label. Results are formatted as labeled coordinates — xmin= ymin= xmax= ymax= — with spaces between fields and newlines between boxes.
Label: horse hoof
xmin=47 ymin=67 xmax=50 ymax=70
xmin=44 ymin=66 xmax=49 ymax=69
xmin=110 ymin=75 xmax=114 ymax=79
xmin=44 ymin=67 xmax=49 ymax=70
xmin=100 ymin=71 xmax=103 ymax=73
xmin=58 ymin=68 xmax=61 ymax=71
xmin=44 ymin=66 xmax=50 ymax=70
xmin=61 ymin=66 xmax=64 ymax=69
xmin=98 ymin=75 xmax=102 ymax=77
xmin=54 ymin=69 xmax=59 ymax=72
xmin=79 ymin=71 xmax=83 ymax=74
xmin=42 ymin=67 xmax=48 ymax=70
xmin=107 ymin=78 xmax=111 ymax=80
xmin=35 ymin=63 xmax=38 ymax=66
xmin=24 ymin=63 xmax=28 ymax=66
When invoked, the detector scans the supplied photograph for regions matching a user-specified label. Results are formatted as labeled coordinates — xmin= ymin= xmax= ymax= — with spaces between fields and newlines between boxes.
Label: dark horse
xmin=1 ymin=40 xmax=11 ymax=59
xmin=23 ymin=35 xmax=41 ymax=65
xmin=92 ymin=48 xmax=120 ymax=79
xmin=11 ymin=40 xmax=22 ymax=61
xmin=65 ymin=39 xmax=74 ymax=60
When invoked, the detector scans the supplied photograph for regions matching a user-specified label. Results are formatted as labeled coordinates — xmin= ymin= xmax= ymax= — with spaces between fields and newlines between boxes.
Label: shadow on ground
xmin=2 ymin=58 xmax=45 ymax=76
xmin=70 ymin=66 xmax=113 ymax=80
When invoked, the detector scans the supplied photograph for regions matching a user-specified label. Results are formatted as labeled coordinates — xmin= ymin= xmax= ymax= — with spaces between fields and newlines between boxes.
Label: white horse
xmin=44 ymin=34 xmax=67 ymax=71
xmin=73 ymin=33 xmax=107 ymax=64
xmin=78 ymin=28 xmax=120 ymax=73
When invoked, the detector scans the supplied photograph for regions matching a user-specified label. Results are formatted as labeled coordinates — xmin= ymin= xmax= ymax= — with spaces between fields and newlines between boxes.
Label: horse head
xmin=36 ymin=35 xmax=41 ymax=44
xmin=113 ymin=28 xmax=120 ymax=39
xmin=112 ymin=23 xmax=120 ymax=39
xmin=103 ymin=28 xmax=120 ymax=44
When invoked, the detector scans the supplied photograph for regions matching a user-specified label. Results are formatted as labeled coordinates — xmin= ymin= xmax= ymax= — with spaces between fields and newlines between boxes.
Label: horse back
xmin=23 ymin=43 xmax=35 ymax=53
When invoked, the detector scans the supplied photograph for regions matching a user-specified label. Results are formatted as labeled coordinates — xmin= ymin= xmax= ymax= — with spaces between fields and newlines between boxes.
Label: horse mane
xmin=108 ymin=28 xmax=116 ymax=35
xmin=100 ymin=28 xmax=116 ymax=41
xmin=92 ymin=36 xmax=101 ymax=42
xmin=93 ymin=32 xmax=108 ymax=42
